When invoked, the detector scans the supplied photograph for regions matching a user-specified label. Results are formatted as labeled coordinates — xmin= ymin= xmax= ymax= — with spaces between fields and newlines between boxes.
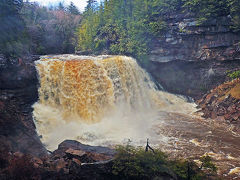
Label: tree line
xmin=0 ymin=0 xmax=81 ymax=58
xmin=76 ymin=0 xmax=240 ymax=63
xmin=1 ymin=0 xmax=239 ymax=61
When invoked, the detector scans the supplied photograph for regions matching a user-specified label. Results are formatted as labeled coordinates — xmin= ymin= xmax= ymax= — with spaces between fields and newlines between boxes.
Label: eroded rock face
xmin=149 ymin=16 xmax=240 ymax=63
xmin=198 ymin=79 xmax=240 ymax=130
xmin=148 ymin=60 xmax=240 ymax=98
xmin=0 ymin=55 xmax=39 ymax=89
xmin=147 ymin=15 xmax=240 ymax=98
xmin=0 ymin=54 xmax=47 ymax=157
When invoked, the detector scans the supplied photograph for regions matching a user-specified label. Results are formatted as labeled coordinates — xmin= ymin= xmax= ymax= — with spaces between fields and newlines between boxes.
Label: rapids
xmin=33 ymin=55 xmax=240 ymax=178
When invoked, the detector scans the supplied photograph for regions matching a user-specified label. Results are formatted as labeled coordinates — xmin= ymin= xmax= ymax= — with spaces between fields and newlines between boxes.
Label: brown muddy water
xmin=155 ymin=111 xmax=240 ymax=179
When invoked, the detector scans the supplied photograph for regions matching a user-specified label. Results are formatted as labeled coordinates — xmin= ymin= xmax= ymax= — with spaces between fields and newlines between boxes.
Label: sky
xmin=28 ymin=0 xmax=101 ymax=12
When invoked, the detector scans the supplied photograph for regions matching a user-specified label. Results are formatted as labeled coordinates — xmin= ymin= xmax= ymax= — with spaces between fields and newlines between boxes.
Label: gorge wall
xmin=0 ymin=55 xmax=47 ymax=157
xmin=147 ymin=14 xmax=240 ymax=99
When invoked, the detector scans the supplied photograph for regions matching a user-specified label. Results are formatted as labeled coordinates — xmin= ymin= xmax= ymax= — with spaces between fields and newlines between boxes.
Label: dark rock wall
xmin=0 ymin=55 xmax=47 ymax=157
xmin=149 ymin=60 xmax=240 ymax=98
xmin=147 ymin=15 xmax=240 ymax=98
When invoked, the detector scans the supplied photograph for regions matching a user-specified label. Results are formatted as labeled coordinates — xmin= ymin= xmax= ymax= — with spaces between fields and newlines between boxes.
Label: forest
xmin=0 ymin=0 xmax=81 ymax=58
xmin=1 ymin=0 xmax=240 ymax=61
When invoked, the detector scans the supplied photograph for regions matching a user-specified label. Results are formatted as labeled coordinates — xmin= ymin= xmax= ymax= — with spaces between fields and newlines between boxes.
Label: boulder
xmin=52 ymin=140 xmax=115 ymax=164
xmin=57 ymin=140 xmax=116 ymax=157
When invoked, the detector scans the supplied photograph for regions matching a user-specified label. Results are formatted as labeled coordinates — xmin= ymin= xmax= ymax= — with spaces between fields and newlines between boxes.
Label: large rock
xmin=0 ymin=55 xmax=39 ymax=89
xmin=0 ymin=55 xmax=47 ymax=157
xmin=42 ymin=141 xmax=115 ymax=180
xmin=198 ymin=79 xmax=240 ymax=130
xmin=0 ymin=99 xmax=47 ymax=157
xmin=53 ymin=140 xmax=116 ymax=161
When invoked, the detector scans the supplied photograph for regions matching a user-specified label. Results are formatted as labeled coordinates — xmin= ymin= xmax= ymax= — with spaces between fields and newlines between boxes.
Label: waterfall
xmin=33 ymin=55 xmax=196 ymax=150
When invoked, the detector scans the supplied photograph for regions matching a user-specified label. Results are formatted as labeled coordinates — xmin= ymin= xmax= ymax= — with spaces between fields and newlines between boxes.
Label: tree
xmin=228 ymin=0 xmax=240 ymax=31
xmin=67 ymin=2 xmax=80 ymax=15
xmin=21 ymin=1 xmax=81 ymax=55
xmin=183 ymin=0 xmax=229 ymax=24
xmin=85 ymin=0 xmax=98 ymax=12
xmin=58 ymin=2 xmax=65 ymax=11
xmin=0 ymin=0 xmax=29 ymax=58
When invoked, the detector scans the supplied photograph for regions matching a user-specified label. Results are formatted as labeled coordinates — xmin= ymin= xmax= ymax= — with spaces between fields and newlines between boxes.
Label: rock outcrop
xmin=198 ymin=79 xmax=240 ymax=130
xmin=148 ymin=59 xmax=240 ymax=98
xmin=0 ymin=140 xmax=180 ymax=180
xmin=147 ymin=14 xmax=240 ymax=98
xmin=0 ymin=54 xmax=47 ymax=157
xmin=0 ymin=140 xmax=115 ymax=180
xmin=149 ymin=16 xmax=240 ymax=63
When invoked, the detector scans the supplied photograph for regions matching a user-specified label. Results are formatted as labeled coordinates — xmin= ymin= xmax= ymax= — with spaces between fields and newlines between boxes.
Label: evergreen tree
xmin=0 ymin=0 xmax=29 ymax=57
xmin=67 ymin=2 xmax=80 ymax=15
xmin=228 ymin=0 xmax=240 ymax=31
xmin=58 ymin=2 xmax=65 ymax=11
xmin=75 ymin=0 xmax=240 ymax=62
xmin=85 ymin=0 xmax=98 ymax=11
xmin=183 ymin=0 xmax=229 ymax=24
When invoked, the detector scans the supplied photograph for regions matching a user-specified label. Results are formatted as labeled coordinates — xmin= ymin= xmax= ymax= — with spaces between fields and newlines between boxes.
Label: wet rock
xmin=0 ymin=55 xmax=47 ymax=157
xmin=65 ymin=148 xmax=86 ymax=158
xmin=55 ymin=158 xmax=67 ymax=172
xmin=72 ymin=158 xmax=81 ymax=166
xmin=64 ymin=148 xmax=95 ymax=163
xmin=42 ymin=141 xmax=115 ymax=179
xmin=198 ymin=79 xmax=240 ymax=128
xmin=0 ymin=58 xmax=38 ymax=90
xmin=57 ymin=140 xmax=116 ymax=157
xmin=0 ymin=99 xmax=47 ymax=157
xmin=147 ymin=59 xmax=240 ymax=98
xmin=51 ymin=140 xmax=115 ymax=166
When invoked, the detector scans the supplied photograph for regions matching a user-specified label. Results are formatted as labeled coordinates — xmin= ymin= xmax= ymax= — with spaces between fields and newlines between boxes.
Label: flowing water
xmin=33 ymin=55 xmax=240 ymax=178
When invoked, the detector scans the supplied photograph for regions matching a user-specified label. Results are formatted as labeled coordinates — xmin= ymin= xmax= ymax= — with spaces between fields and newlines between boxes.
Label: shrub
xmin=200 ymin=155 xmax=217 ymax=173
xmin=112 ymin=145 xmax=174 ymax=179
xmin=227 ymin=70 xmax=240 ymax=80
xmin=112 ymin=145 xmax=218 ymax=180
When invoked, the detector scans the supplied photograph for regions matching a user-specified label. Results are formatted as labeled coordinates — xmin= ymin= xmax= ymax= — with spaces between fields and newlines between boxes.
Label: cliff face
xmin=147 ymin=14 xmax=240 ymax=98
xmin=0 ymin=55 xmax=47 ymax=157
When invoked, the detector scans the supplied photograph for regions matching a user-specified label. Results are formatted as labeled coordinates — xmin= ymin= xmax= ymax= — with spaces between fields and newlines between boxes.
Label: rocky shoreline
xmin=198 ymin=79 xmax=240 ymax=132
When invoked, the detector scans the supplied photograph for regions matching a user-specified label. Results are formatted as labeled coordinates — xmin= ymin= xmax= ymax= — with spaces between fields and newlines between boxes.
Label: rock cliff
xmin=0 ymin=55 xmax=47 ymax=157
xmin=147 ymin=14 xmax=240 ymax=98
